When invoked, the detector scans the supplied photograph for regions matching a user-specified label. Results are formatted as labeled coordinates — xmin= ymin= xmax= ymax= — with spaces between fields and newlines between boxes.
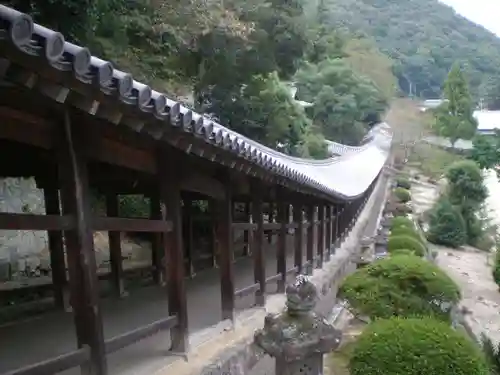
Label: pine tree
xmin=435 ymin=63 xmax=477 ymax=147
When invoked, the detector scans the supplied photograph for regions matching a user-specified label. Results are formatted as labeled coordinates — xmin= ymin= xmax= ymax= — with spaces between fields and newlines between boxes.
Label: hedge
xmin=391 ymin=249 xmax=416 ymax=256
xmin=394 ymin=187 xmax=411 ymax=203
xmin=388 ymin=235 xmax=426 ymax=256
xmin=390 ymin=226 xmax=423 ymax=242
xmin=339 ymin=255 xmax=460 ymax=321
xmin=427 ymin=197 xmax=467 ymax=248
xmin=391 ymin=216 xmax=414 ymax=229
xmin=396 ymin=177 xmax=411 ymax=189
xmin=350 ymin=317 xmax=489 ymax=375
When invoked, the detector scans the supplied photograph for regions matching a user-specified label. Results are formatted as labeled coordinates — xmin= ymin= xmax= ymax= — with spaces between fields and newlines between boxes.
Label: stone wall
xmin=0 ymin=178 xmax=49 ymax=279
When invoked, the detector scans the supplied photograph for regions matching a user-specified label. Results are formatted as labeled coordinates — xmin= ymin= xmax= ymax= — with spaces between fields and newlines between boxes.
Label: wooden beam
xmin=158 ymin=149 xmax=188 ymax=353
xmin=276 ymin=194 xmax=287 ymax=293
xmin=149 ymin=190 xmax=164 ymax=286
xmin=293 ymin=204 xmax=304 ymax=274
xmin=326 ymin=205 xmax=332 ymax=262
xmin=215 ymin=172 xmax=235 ymax=321
xmin=57 ymin=110 xmax=106 ymax=375
xmin=252 ymin=180 xmax=266 ymax=306
xmin=105 ymin=193 xmax=126 ymax=298
xmin=42 ymin=185 xmax=69 ymax=311
xmin=306 ymin=205 xmax=315 ymax=275
xmin=316 ymin=205 xmax=325 ymax=269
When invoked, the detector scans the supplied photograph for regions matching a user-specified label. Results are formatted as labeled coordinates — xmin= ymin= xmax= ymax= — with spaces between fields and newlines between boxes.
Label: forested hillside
xmin=320 ymin=0 xmax=500 ymax=98
xmin=4 ymin=0 xmax=397 ymax=153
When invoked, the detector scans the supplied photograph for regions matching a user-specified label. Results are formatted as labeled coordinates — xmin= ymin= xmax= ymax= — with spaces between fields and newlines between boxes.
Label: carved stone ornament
xmin=254 ymin=275 xmax=342 ymax=362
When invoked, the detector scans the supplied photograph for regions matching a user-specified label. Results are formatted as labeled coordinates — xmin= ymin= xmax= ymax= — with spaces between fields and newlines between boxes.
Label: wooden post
xmin=150 ymin=191 xmax=165 ymax=286
xmin=293 ymin=203 xmax=304 ymax=274
xmin=243 ymin=202 xmax=251 ymax=256
xmin=43 ymin=185 xmax=69 ymax=311
xmin=306 ymin=204 xmax=315 ymax=275
xmin=252 ymin=181 xmax=266 ymax=306
xmin=209 ymin=199 xmax=218 ymax=268
xmin=215 ymin=173 xmax=235 ymax=321
xmin=185 ymin=200 xmax=195 ymax=278
xmin=325 ymin=205 xmax=332 ymax=262
xmin=316 ymin=205 xmax=324 ymax=268
xmin=106 ymin=193 xmax=126 ymax=298
xmin=158 ymin=150 xmax=188 ymax=353
xmin=267 ymin=202 xmax=274 ymax=243
xmin=276 ymin=195 xmax=287 ymax=293
xmin=332 ymin=205 xmax=338 ymax=254
xmin=57 ymin=110 xmax=106 ymax=375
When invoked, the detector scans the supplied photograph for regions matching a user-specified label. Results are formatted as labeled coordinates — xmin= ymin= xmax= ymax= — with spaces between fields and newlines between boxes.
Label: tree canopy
xmin=5 ymin=0 xmax=395 ymax=156
xmin=318 ymin=0 xmax=500 ymax=98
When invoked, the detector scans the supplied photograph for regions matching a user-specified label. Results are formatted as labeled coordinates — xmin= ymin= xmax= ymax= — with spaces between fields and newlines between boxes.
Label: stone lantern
xmin=254 ymin=275 xmax=342 ymax=375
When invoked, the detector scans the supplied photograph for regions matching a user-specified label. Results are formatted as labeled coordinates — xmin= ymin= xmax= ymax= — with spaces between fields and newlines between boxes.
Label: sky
xmin=439 ymin=0 xmax=500 ymax=36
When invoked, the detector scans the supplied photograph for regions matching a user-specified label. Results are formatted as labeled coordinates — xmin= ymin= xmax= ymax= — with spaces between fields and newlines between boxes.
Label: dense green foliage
xmin=390 ymin=216 xmax=415 ymax=230
xmin=387 ymin=235 xmax=426 ymax=257
xmin=393 ymin=187 xmax=411 ymax=203
xmin=390 ymin=226 xmax=423 ymax=243
xmin=349 ymin=317 xmax=489 ymax=375
xmin=427 ymin=197 xmax=467 ymax=248
xmin=340 ymin=255 xmax=460 ymax=321
xmin=391 ymin=249 xmax=416 ymax=256
xmin=481 ymin=333 xmax=500 ymax=375
xmin=319 ymin=0 xmax=500 ymax=98
xmin=493 ymin=251 xmax=500 ymax=289
xmin=5 ymin=0 xmax=396 ymax=156
xmin=433 ymin=64 xmax=477 ymax=146
xmin=469 ymin=131 xmax=500 ymax=175
xmin=396 ymin=177 xmax=411 ymax=190
xmin=445 ymin=160 xmax=488 ymax=244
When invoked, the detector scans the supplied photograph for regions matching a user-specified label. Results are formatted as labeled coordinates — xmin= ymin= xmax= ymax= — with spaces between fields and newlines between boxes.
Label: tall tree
xmin=434 ymin=63 xmax=477 ymax=147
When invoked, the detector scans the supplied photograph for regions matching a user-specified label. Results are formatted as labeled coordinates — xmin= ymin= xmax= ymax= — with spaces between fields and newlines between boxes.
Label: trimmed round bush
xmin=391 ymin=248 xmax=416 ymax=256
xmin=349 ymin=317 xmax=489 ymax=375
xmin=339 ymin=255 xmax=460 ymax=321
xmin=393 ymin=203 xmax=412 ymax=216
xmin=391 ymin=216 xmax=414 ymax=229
xmin=396 ymin=177 xmax=411 ymax=189
xmin=390 ymin=226 xmax=422 ymax=242
xmin=394 ymin=187 xmax=411 ymax=203
xmin=427 ymin=197 xmax=466 ymax=248
xmin=388 ymin=235 xmax=426 ymax=256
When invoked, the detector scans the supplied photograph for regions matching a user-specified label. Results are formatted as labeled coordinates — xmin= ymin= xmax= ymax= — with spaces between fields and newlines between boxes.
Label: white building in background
xmin=474 ymin=110 xmax=500 ymax=135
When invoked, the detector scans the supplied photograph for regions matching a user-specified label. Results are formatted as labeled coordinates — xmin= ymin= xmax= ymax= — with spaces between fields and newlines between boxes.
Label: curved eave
xmin=0 ymin=5 xmax=393 ymax=201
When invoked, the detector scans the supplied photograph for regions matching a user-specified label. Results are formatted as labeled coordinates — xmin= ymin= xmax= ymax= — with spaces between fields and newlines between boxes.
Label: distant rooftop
xmin=474 ymin=110 xmax=500 ymax=133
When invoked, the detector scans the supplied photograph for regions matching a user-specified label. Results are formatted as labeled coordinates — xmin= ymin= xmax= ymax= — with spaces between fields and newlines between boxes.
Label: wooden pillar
xmin=43 ymin=185 xmax=69 ymax=310
xmin=268 ymin=202 xmax=274 ymax=244
xmin=158 ymin=151 xmax=188 ymax=353
xmin=215 ymin=174 xmax=235 ymax=321
xmin=209 ymin=199 xmax=218 ymax=268
xmin=57 ymin=110 xmax=106 ymax=375
xmin=252 ymin=181 xmax=266 ymax=306
xmin=316 ymin=205 xmax=325 ymax=268
xmin=243 ymin=202 xmax=252 ymax=256
xmin=306 ymin=204 xmax=315 ymax=274
xmin=293 ymin=203 xmax=304 ymax=274
xmin=106 ymin=193 xmax=126 ymax=298
xmin=325 ymin=205 xmax=332 ymax=262
xmin=150 ymin=191 xmax=164 ymax=286
xmin=276 ymin=195 xmax=287 ymax=293
xmin=332 ymin=205 xmax=338 ymax=254
xmin=185 ymin=200 xmax=195 ymax=278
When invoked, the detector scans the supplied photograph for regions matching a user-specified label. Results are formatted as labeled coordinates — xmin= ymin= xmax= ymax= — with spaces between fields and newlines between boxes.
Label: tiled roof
xmin=0 ymin=5 xmax=392 ymax=200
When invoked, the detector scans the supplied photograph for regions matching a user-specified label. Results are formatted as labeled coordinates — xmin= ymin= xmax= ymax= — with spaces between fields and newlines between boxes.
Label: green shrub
xmin=391 ymin=249 xmax=416 ymax=256
xmin=396 ymin=177 xmax=411 ymax=189
xmin=427 ymin=197 xmax=466 ymax=248
xmin=339 ymin=255 xmax=460 ymax=321
xmin=349 ymin=317 xmax=489 ymax=375
xmin=394 ymin=187 xmax=411 ymax=203
xmin=391 ymin=216 xmax=414 ymax=229
xmin=388 ymin=235 xmax=426 ymax=256
xmin=493 ymin=251 xmax=500 ymax=288
xmin=394 ymin=203 xmax=412 ymax=216
xmin=390 ymin=226 xmax=423 ymax=243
